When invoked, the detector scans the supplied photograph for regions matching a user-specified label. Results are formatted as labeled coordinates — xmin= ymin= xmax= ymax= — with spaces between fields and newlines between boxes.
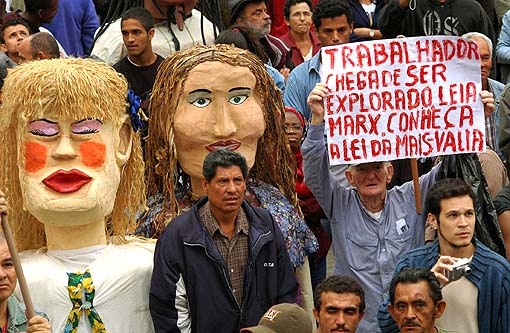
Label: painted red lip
xmin=43 ymin=169 xmax=92 ymax=193
xmin=206 ymin=140 xmax=241 ymax=152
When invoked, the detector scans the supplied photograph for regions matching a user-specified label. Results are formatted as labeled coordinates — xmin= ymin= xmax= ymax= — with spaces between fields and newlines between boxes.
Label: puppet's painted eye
xmin=228 ymin=95 xmax=248 ymax=105
xmin=72 ymin=119 xmax=102 ymax=134
xmin=28 ymin=120 xmax=59 ymax=137
xmin=191 ymin=97 xmax=211 ymax=108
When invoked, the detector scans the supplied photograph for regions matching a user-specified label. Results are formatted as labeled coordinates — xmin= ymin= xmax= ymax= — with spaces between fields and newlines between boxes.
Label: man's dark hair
xmin=314 ymin=275 xmax=365 ymax=313
xmin=312 ymin=0 xmax=352 ymax=29
xmin=0 ymin=18 xmax=30 ymax=44
xmin=24 ymin=0 xmax=55 ymax=13
xmin=202 ymin=149 xmax=248 ymax=182
xmin=28 ymin=32 xmax=60 ymax=59
xmin=389 ymin=268 xmax=443 ymax=305
xmin=283 ymin=0 xmax=312 ymax=20
xmin=425 ymin=178 xmax=476 ymax=222
xmin=121 ymin=7 xmax=155 ymax=33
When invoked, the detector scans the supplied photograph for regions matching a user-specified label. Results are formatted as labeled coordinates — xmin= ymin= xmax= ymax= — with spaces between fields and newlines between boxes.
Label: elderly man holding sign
xmin=302 ymin=35 xmax=495 ymax=332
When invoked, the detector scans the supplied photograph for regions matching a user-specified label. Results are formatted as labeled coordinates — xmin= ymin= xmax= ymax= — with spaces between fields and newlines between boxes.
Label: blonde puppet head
xmin=0 ymin=58 xmax=145 ymax=251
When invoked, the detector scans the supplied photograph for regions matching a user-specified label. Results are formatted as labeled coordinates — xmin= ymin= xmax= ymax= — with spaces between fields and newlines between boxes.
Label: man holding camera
xmin=378 ymin=178 xmax=510 ymax=333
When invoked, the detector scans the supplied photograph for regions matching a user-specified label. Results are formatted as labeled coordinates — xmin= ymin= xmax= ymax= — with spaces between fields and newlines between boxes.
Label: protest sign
xmin=320 ymin=36 xmax=484 ymax=165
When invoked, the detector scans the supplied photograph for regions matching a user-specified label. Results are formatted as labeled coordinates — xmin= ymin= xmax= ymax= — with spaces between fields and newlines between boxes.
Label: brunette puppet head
xmin=145 ymin=44 xmax=295 ymax=231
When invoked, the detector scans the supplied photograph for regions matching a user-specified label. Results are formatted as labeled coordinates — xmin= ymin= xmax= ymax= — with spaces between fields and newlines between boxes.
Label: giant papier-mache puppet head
xmin=0 ymin=58 xmax=145 ymax=251
xmin=145 ymin=44 xmax=296 ymax=234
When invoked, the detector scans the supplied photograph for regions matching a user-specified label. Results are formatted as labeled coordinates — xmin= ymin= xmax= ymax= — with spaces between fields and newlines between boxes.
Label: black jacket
xmin=149 ymin=197 xmax=298 ymax=333
xmin=379 ymin=0 xmax=495 ymax=44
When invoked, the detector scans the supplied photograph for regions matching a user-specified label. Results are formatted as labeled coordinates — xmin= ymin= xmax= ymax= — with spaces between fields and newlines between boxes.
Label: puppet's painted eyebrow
xmin=73 ymin=118 xmax=103 ymax=125
xmin=189 ymin=89 xmax=211 ymax=95
xmin=29 ymin=118 xmax=58 ymax=125
xmin=229 ymin=87 xmax=251 ymax=93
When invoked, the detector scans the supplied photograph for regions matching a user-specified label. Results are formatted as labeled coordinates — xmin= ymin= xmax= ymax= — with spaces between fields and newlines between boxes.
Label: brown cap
xmin=240 ymin=303 xmax=312 ymax=333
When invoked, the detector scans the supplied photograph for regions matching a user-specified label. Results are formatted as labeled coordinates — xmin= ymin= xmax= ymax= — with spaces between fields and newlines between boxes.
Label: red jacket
xmin=295 ymin=150 xmax=331 ymax=260
xmin=280 ymin=31 xmax=321 ymax=66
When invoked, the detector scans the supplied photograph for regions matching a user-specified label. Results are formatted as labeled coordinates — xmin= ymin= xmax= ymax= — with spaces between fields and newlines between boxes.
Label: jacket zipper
xmin=183 ymin=242 xmax=241 ymax=310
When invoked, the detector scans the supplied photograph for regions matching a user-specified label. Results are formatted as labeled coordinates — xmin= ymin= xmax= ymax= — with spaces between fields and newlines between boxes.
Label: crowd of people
xmin=0 ymin=0 xmax=509 ymax=332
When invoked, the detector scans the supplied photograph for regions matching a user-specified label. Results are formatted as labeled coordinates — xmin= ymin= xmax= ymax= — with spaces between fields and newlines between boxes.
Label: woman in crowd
xmin=284 ymin=106 xmax=331 ymax=290
xmin=279 ymin=0 xmax=321 ymax=66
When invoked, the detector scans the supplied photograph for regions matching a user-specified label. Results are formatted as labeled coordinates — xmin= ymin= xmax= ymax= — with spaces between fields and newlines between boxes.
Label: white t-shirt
xmin=91 ymin=9 xmax=217 ymax=65
xmin=436 ymin=276 xmax=478 ymax=332
xmin=17 ymin=241 xmax=155 ymax=333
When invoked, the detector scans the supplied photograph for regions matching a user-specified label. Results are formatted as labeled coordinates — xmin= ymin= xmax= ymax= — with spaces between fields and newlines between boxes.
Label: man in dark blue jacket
xmin=378 ymin=178 xmax=510 ymax=333
xmin=150 ymin=149 xmax=298 ymax=332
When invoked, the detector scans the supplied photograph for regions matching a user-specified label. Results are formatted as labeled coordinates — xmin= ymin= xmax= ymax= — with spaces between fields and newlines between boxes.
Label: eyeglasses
xmin=284 ymin=124 xmax=303 ymax=132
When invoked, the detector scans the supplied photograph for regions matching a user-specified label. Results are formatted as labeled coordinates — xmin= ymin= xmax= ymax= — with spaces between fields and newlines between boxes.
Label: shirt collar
xmin=309 ymin=51 xmax=322 ymax=73
xmin=201 ymin=201 xmax=249 ymax=237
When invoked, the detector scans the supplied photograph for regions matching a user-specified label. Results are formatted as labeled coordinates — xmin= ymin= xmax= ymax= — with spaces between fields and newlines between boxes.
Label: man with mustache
xmin=378 ymin=178 xmax=510 ymax=333
xmin=230 ymin=0 xmax=294 ymax=73
xmin=150 ymin=149 xmax=297 ymax=332
xmin=387 ymin=268 xmax=448 ymax=333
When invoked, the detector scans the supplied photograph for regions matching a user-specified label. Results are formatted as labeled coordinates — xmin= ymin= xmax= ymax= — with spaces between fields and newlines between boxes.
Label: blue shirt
xmin=265 ymin=64 xmax=286 ymax=92
xmin=487 ymin=78 xmax=504 ymax=157
xmin=43 ymin=0 xmax=99 ymax=56
xmin=283 ymin=52 xmax=321 ymax=120
xmin=4 ymin=296 xmax=48 ymax=333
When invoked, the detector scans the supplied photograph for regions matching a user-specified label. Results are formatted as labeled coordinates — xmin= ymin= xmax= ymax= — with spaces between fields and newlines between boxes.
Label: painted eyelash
xmin=73 ymin=128 xmax=99 ymax=134
xmin=29 ymin=130 xmax=58 ymax=137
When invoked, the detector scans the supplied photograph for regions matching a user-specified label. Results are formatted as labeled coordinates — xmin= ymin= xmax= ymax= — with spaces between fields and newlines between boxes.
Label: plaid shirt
xmin=486 ymin=105 xmax=498 ymax=151
xmin=198 ymin=202 xmax=249 ymax=305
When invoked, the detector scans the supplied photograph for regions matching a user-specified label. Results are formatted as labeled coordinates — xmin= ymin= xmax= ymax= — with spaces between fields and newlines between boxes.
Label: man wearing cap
xmin=302 ymin=83 xmax=496 ymax=332
xmin=241 ymin=303 xmax=312 ymax=333
xmin=230 ymin=0 xmax=294 ymax=72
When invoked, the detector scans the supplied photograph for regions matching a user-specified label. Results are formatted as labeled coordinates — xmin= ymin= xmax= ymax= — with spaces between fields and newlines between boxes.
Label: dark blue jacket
xmin=377 ymin=238 xmax=510 ymax=333
xmin=150 ymin=197 xmax=298 ymax=333
xmin=349 ymin=0 xmax=386 ymax=42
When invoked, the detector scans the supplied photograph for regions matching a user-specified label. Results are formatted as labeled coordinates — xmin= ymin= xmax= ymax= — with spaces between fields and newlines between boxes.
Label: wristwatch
xmin=369 ymin=29 xmax=375 ymax=38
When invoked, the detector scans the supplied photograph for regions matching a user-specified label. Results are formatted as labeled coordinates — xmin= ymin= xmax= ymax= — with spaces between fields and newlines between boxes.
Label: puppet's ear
xmin=116 ymin=114 xmax=132 ymax=166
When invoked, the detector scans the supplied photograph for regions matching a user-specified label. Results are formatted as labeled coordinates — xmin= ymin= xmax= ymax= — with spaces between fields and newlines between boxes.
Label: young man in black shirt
xmin=113 ymin=7 xmax=164 ymax=147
